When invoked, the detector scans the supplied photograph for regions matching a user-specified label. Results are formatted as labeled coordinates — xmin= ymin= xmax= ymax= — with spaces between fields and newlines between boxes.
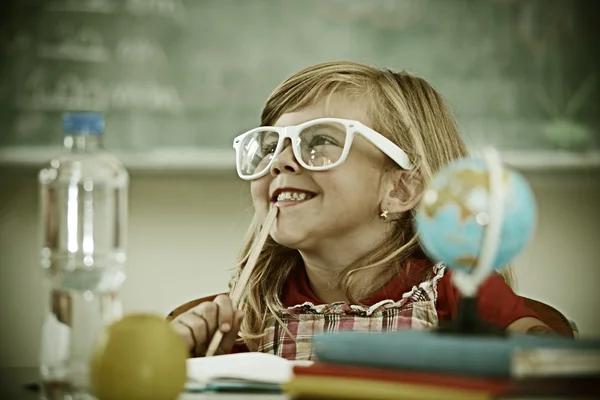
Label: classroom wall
xmin=1 ymin=168 xmax=599 ymax=367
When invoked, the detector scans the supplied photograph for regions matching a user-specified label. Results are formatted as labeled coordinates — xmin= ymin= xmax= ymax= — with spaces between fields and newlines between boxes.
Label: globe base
xmin=436 ymin=296 xmax=506 ymax=337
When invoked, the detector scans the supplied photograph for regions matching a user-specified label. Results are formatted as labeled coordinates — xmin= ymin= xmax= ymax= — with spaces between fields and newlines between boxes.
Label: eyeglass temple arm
xmin=359 ymin=127 xmax=414 ymax=170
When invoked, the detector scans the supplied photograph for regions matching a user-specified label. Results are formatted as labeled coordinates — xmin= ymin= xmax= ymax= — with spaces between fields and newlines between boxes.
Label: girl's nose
xmin=270 ymin=138 xmax=301 ymax=176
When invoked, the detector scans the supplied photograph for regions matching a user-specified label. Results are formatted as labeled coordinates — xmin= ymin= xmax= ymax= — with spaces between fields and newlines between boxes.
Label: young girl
xmin=170 ymin=61 xmax=554 ymax=359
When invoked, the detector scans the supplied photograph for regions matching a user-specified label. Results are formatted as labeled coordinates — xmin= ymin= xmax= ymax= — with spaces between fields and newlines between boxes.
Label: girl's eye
xmin=261 ymin=143 xmax=277 ymax=155
xmin=309 ymin=135 xmax=339 ymax=147
xmin=300 ymin=123 xmax=346 ymax=147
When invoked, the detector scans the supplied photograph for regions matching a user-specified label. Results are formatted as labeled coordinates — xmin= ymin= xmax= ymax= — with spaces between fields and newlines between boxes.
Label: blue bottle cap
xmin=62 ymin=112 xmax=105 ymax=135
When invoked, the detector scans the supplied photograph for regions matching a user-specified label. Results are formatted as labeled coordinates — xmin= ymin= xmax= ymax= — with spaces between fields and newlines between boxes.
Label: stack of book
xmin=282 ymin=331 xmax=600 ymax=399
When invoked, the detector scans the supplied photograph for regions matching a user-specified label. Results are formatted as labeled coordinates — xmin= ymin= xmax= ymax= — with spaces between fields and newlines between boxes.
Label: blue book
xmin=312 ymin=331 xmax=600 ymax=378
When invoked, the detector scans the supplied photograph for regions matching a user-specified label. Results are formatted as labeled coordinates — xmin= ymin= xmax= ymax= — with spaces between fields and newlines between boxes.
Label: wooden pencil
xmin=204 ymin=205 xmax=279 ymax=357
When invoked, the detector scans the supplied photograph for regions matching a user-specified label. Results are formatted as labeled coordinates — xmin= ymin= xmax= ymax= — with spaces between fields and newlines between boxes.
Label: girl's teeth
xmin=277 ymin=192 xmax=311 ymax=201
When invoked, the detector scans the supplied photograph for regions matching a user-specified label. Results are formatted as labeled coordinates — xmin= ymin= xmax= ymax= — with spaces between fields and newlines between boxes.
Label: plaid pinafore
xmin=257 ymin=263 xmax=446 ymax=360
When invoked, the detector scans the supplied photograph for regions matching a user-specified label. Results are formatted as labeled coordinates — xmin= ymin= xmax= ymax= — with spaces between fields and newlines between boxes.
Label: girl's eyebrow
xmin=301 ymin=123 xmax=345 ymax=135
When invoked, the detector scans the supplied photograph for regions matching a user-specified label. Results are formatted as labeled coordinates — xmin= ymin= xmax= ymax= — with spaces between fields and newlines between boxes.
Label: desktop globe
xmin=415 ymin=152 xmax=537 ymax=335
xmin=415 ymin=156 xmax=537 ymax=277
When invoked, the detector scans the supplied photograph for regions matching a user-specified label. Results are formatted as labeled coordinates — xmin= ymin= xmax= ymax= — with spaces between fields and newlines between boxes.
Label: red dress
xmin=232 ymin=259 xmax=539 ymax=360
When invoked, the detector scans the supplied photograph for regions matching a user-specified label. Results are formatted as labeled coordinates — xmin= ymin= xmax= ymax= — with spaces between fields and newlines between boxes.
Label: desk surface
xmin=1 ymin=367 xmax=590 ymax=400
xmin=0 ymin=368 xmax=289 ymax=400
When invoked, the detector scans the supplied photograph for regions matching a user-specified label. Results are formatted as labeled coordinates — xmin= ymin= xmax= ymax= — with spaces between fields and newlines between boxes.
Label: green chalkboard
xmin=0 ymin=0 xmax=598 ymax=158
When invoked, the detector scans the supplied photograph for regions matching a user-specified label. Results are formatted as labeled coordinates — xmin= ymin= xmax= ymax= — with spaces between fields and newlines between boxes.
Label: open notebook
xmin=185 ymin=353 xmax=313 ymax=392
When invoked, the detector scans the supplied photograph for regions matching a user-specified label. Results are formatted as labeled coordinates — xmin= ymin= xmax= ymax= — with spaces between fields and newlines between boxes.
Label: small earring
xmin=380 ymin=210 xmax=389 ymax=220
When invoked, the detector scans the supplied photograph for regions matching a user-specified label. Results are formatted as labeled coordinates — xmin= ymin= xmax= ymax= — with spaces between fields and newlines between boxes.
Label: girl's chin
xmin=269 ymin=227 xmax=314 ymax=251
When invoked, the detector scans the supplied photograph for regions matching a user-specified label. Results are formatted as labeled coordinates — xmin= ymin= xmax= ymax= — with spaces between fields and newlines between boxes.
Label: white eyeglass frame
xmin=232 ymin=117 xmax=414 ymax=180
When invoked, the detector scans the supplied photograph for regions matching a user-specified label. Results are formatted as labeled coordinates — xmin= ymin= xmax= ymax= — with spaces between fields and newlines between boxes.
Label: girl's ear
xmin=380 ymin=169 xmax=424 ymax=217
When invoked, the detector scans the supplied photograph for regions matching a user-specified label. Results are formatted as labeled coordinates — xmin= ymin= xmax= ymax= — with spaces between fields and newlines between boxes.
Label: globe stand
xmin=436 ymin=296 xmax=505 ymax=337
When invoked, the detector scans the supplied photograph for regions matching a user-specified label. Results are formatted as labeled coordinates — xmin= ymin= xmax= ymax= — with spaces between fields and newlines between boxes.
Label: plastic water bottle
xmin=38 ymin=112 xmax=129 ymax=399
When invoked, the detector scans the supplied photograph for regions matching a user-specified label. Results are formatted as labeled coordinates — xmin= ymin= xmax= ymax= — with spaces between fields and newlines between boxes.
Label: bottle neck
xmin=63 ymin=134 xmax=103 ymax=153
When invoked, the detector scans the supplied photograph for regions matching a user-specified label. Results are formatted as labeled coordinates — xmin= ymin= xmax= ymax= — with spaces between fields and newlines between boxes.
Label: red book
xmin=292 ymin=362 xmax=599 ymax=398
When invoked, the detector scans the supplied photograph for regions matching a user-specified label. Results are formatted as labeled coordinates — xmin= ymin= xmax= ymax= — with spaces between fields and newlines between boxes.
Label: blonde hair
xmin=230 ymin=61 xmax=514 ymax=350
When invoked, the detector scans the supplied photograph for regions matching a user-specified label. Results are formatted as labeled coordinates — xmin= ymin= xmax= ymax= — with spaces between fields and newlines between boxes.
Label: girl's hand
xmin=170 ymin=295 xmax=244 ymax=357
